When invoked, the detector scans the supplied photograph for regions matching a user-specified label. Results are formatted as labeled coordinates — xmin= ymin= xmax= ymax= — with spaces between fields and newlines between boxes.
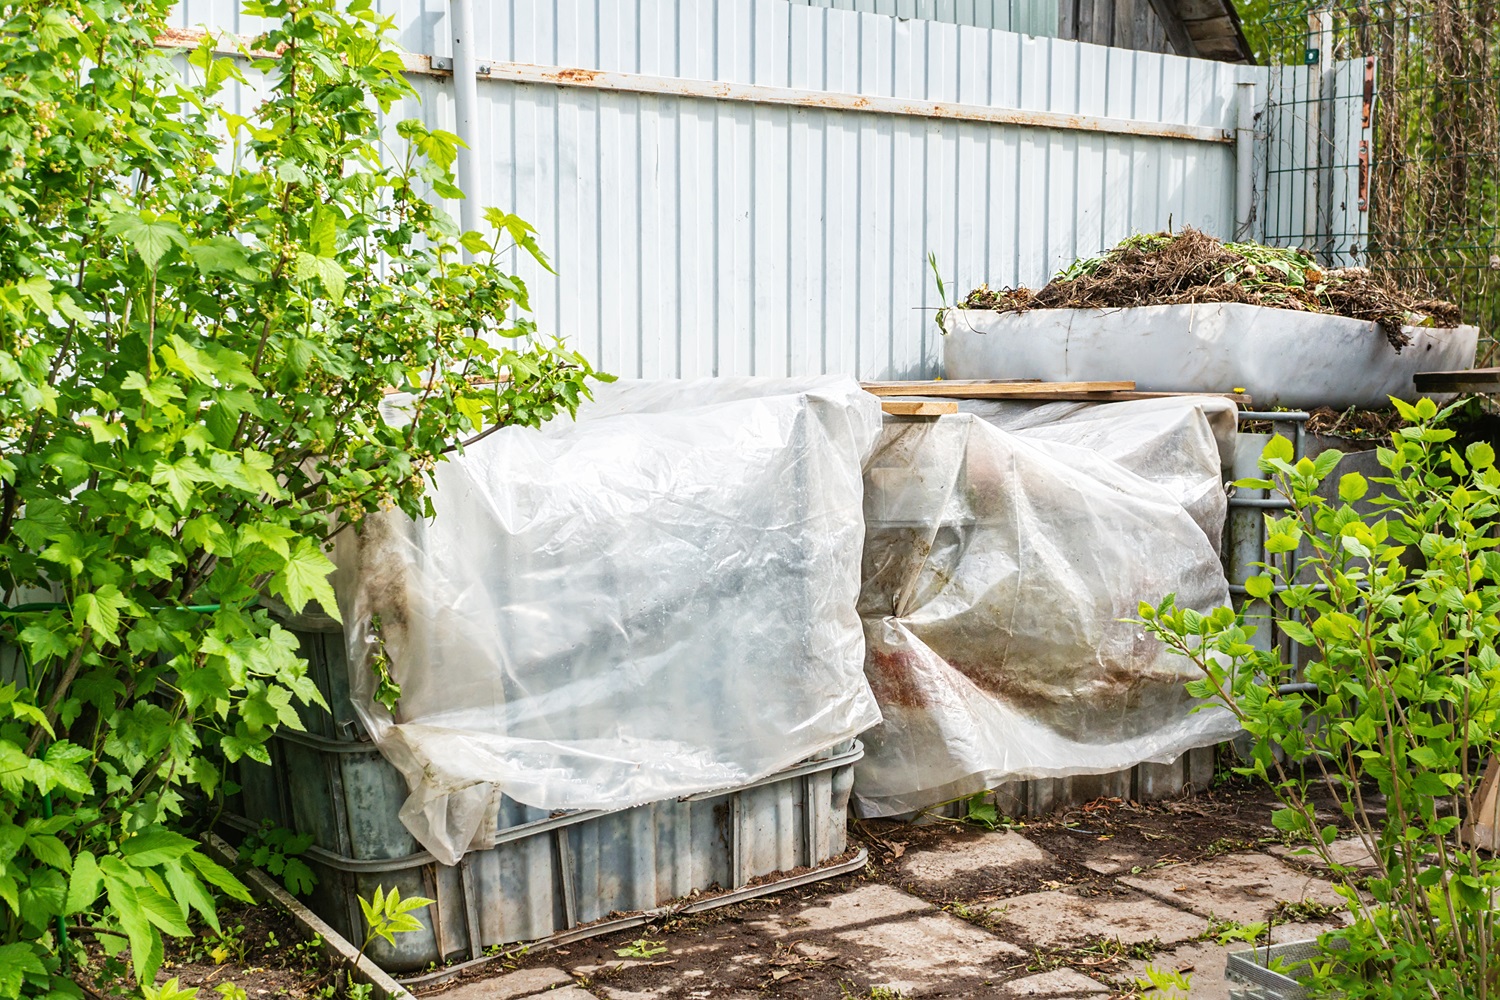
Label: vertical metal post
xmin=1304 ymin=8 xmax=1335 ymax=260
xmin=1235 ymin=80 xmax=1259 ymax=241
xmin=449 ymin=0 xmax=483 ymax=248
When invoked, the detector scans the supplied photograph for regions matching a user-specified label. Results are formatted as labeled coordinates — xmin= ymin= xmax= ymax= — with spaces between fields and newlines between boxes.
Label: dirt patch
xmin=962 ymin=229 xmax=1462 ymax=351
xmin=75 ymin=898 xmax=332 ymax=1000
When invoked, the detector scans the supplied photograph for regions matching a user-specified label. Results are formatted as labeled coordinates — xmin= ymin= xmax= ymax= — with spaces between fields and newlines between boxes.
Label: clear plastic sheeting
xmin=854 ymin=397 xmax=1241 ymax=818
xmin=332 ymin=377 xmax=884 ymax=865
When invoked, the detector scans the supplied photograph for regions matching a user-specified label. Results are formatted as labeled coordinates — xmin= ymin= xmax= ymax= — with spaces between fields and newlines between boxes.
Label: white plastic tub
xmin=942 ymin=302 xmax=1479 ymax=410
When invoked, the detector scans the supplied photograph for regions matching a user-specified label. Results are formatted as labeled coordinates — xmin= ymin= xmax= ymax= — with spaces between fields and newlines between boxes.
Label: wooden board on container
xmin=880 ymin=400 xmax=959 ymax=416
xmin=861 ymin=379 xmax=1135 ymax=398
xmin=1464 ymin=755 xmax=1500 ymax=853
xmin=863 ymin=381 xmax=1249 ymax=404
xmin=1413 ymin=368 xmax=1500 ymax=394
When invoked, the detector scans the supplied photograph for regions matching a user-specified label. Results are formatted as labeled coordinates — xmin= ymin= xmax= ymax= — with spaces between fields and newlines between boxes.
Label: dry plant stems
xmin=961 ymin=229 xmax=1461 ymax=351
xmin=1138 ymin=397 xmax=1500 ymax=1000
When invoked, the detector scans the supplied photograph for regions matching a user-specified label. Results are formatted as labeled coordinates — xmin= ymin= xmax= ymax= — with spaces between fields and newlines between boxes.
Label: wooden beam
xmin=880 ymin=400 xmax=960 ymax=416
xmin=861 ymin=380 xmax=1136 ymax=398
xmin=1143 ymin=0 xmax=1198 ymax=57
xmin=1413 ymin=368 xmax=1500 ymax=394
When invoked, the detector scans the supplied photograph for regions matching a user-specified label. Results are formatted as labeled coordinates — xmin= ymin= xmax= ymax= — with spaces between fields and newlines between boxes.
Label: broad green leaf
xmin=106 ymin=212 xmax=188 ymax=270
xmin=293 ymin=251 xmax=347 ymax=303
xmin=269 ymin=538 xmax=340 ymax=616
xmin=65 ymin=852 xmax=102 ymax=915
xmin=189 ymin=236 xmax=258 ymax=279
xmin=187 ymin=851 xmax=255 ymax=904
xmin=0 ymin=943 xmax=45 ymax=999
xmin=120 ymin=827 xmax=198 ymax=867
xmin=1338 ymin=472 xmax=1368 ymax=502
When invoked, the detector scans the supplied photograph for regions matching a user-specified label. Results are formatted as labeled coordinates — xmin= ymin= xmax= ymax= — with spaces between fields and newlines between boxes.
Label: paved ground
xmin=422 ymin=785 xmax=1368 ymax=1000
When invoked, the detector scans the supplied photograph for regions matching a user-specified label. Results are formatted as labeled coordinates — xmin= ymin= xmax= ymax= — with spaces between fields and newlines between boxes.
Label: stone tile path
xmin=425 ymin=815 xmax=1362 ymax=1000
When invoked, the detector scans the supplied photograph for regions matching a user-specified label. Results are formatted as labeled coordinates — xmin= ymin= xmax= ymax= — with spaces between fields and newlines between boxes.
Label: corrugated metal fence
xmin=172 ymin=0 xmax=1263 ymax=380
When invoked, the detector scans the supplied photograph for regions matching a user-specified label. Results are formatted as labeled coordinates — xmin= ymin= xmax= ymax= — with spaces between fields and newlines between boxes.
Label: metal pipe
xmin=448 ymin=0 xmax=483 ymax=243
xmin=1235 ymin=80 xmax=1258 ymax=240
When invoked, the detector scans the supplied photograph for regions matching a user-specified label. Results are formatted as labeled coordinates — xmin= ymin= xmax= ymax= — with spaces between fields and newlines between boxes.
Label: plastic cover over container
xmin=854 ymin=396 xmax=1242 ymax=817
xmin=332 ymin=377 xmax=884 ymax=864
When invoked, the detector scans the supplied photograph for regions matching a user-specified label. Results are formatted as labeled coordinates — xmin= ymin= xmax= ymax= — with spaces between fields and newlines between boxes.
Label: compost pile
xmin=962 ymin=229 xmax=1462 ymax=350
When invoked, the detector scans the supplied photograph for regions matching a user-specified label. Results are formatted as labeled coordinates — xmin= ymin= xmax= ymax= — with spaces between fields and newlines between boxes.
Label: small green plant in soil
xmin=1203 ymin=915 xmax=1268 ymax=946
xmin=1131 ymin=964 xmax=1191 ymax=999
xmin=613 ymin=939 xmax=668 ymax=960
xmin=238 ymin=822 xmax=317 ymax=896
xmin=1140 ymin=396 xmax=1500 ymax=1000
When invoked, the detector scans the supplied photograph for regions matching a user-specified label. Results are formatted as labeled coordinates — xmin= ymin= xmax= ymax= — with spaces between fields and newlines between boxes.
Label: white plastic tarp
xmin=333 ymin=377 xmax=884 ymax=864
xmin=854 ymin=396 xmax=1242 ymax=817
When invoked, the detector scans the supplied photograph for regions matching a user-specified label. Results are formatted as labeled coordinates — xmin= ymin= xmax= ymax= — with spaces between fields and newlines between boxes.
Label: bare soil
xmin=74 ymin=899 xmax=333 ymax=1000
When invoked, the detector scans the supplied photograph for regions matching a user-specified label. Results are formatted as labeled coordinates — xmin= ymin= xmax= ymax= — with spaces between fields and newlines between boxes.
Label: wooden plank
xmin=1143 ymin=0 xmax=1197 ymax=57
xmin=880 ymin=400 xmax=960 ymax=416
xmin=1413 ymin=368 xmax=1500 ymax=394
xmin=1463 ymin=756 xmax=1500 ymax=852
xmin=971 ymin=389 xmax=1249 ymax=402
xmin=861 ymin=379 xmax=1136 ymax=397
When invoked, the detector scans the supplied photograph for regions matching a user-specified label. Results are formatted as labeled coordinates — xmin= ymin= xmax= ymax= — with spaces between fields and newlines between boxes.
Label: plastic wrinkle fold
xmin=332 ymin=377 xmax=885 ymax=865
xmin=852 ymin=396 xmax=1243 ymax=818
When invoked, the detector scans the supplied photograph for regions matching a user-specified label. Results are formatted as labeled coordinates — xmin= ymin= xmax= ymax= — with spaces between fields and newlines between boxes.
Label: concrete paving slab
xmin=746 ymin=883 xmax=931 ymax=935
xmin=992 ymin=889 xmax=1206 ymax=949
xmin=1001 ymin=967 xmax=1108 ymax=996
xmin=1271 ymin=836 xmax=1376 ymax=872
xmin=900 ymin=832 xmax=1053 ymax=888
xmin=827 ymin=910 xmax=1025 ymax=994
xmin=1120 ymin=853 xmax=1345 ymax=925
xmin=436 ymin=967 xmax=574 ymax=1000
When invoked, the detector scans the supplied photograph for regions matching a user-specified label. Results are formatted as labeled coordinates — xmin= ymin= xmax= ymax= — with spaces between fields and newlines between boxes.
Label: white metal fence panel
xmin=170 ymin=0 xmax=1258 ymax=380
xmin=784 ymin=0 xmax=1059 ymax=37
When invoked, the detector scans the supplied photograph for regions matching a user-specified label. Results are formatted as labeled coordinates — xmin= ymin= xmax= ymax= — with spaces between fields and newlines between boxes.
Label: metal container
xmin=942 ymin=304 xmax=1479 ymax=410
xmin=1226 ymin=936 xmax=1348 ymax=1000
xmin=231 ymin=737 xmax=863 ymax=972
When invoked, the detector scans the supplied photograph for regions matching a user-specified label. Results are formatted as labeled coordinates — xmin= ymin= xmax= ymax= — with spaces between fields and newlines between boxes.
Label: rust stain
xmin=550 ymin=67 xmax=600 ymax=84
xmin=154 ymin=26 xmax=204 ymax=47
xmin=866 ymin=645 xmax=933 ymax=710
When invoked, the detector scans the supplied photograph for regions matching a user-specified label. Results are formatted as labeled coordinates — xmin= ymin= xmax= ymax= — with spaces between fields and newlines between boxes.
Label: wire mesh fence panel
xmin=1255 ymin=1 xmax=1500 ymax=361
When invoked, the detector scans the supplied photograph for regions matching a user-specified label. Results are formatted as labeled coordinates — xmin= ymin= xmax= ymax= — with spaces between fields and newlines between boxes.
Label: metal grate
xmin=1256 ymin=1 xmax=1500 ymax=361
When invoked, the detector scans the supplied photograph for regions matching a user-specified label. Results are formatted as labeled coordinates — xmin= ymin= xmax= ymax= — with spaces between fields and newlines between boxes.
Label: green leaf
xmin=65 ymin=851 xmax=102 ymax=915
xmin=26 ymin=834 xmax=72 ymax=872
xmin=269 ymin=538 xmax=340 ymax=616
xmin=138 ymin=886 xmax=190 ymax=937
xmin=163 ymin=860 xmax=220 ymax=934
xmin=293 ymin=252 xmax=347 ymax=303
xmin=74 ymin=585 xmax=129 ymax=646
xmin=1338 ymin=472 xmax=1368 ymax=502
xmin=309 ymin=206 xmax=338 ymax=257
xmin=1279 ymin=620 xmax=1317 ymax=646
xmin=106 ymin=212 xmax=188 ymax=270
xmin=186 ymin=851 xmax=255 ymax=904
xmin=1260 ymin=435 xmax=1295 ymax=467
xmin=0 ymin=943 xmax=46 ymax=999
xmin=120 ymin=827 xmax=199 ymax=867
xmin=1244 ymin=575 xmax=1274 ymax=600
xmin=188 ymin=236 xmax=258 ymax=279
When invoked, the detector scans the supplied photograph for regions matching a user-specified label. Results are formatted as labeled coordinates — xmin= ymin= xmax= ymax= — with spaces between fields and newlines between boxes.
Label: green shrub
xmin=1141 ymin=396 xmax=1500 ymax=999
xmin=0 ymin=1 xmax=602 ymax=994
